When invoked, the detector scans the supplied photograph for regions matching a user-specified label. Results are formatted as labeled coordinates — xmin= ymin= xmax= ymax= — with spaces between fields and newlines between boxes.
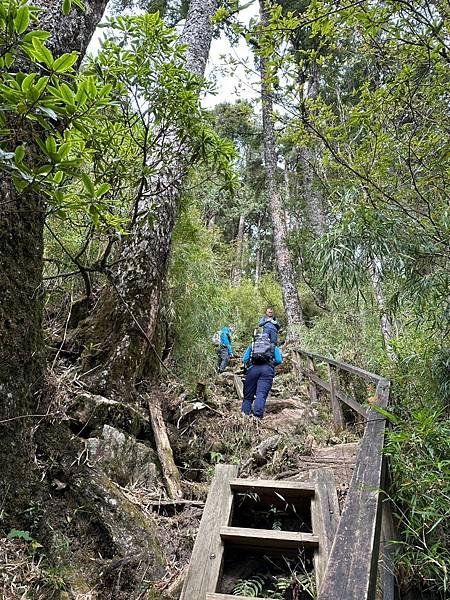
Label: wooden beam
xmin=230 ymin=478 xmax=315 ymax=497
xmin=310 ymin=469 xmax=340 ymax=587
xmin=307 ymin=355 xmax=318 ymax=403
xmin=148 ymin=395 xmax=183 ymax=500
xmin=318 ymin=379 xmax=390 ymax=600
xmin=305 ymin=372 xmax=368 ymax=419
xmin=220 ymin=526 xmax=319 ymax=550
xmin=328 ymin=364 xmax=344 ymax=430
xmin=336 ymin=388 xmax=369 ymax=419
xmin=179 ymin=464 xmax=239 ymax=600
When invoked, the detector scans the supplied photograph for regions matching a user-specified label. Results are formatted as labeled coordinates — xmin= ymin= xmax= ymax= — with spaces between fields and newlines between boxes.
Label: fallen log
xmin=147 ymin=394 xmax=183 ymax=499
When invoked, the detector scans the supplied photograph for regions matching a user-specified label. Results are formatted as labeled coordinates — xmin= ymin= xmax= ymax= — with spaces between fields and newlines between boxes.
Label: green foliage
xmin=7 ymin=528 xmax=32 ymax=541
xmin=169 ymin=206 xmax=226 ymax=381
xmin=386 ymin=408 xmax=450 ymax=596
xmin=233 ymin=575 xmax=266 ymax=597
xmin=0 ymin=0 xmax=121 ymax=228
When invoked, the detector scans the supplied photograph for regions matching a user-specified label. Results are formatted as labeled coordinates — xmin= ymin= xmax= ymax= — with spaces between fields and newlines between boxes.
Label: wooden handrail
xmin=291 ymin=349 xmax=394 ymax=600
xmin=294 ymin=349 xmax=383 ymax=384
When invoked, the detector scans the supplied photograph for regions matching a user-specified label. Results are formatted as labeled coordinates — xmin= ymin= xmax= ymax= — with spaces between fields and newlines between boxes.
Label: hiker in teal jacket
xmin=217 ymin=326 xmax=233 ymax=373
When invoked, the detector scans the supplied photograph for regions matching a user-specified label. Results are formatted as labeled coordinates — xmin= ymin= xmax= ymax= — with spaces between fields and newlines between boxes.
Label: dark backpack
xmin=251 ymin=333 xmax=274 ymax=364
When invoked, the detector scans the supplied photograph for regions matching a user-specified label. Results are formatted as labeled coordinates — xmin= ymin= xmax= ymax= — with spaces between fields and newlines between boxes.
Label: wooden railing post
xmin=292 ymin=350 xmax=303 ymax=383
xmin=328 ymin=364 xmax=345 ymax=430
xmin=307 ymin=355 xmax=318 ymax=403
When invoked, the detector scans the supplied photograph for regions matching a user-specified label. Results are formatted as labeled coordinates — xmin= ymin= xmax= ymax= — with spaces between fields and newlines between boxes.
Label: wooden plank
xmin=295 ymin=350 xmax=382 ymax=383
xmin=307 ymin=356 xmax=318 ymax=403
xmin=328 ymin=364 xmax=344 ymax=430
xmin=148 ymin=395 xmax=183 ymax=499
xmin=234 ymin=374 xmax=243 ymax=402
xmin=310 ymin=469 xmax=340 ymax=588
xmin=230 ymin=478 xmax=315 ymax=497
xmin=380 ymin=467 xmax=397 ymax=600
xmin=220 ymin=526 xmax=319 ymax=550
xmin=318 ymin=379 xmax=390 ymax=600
xmin=180 ymin=464 xmax=239 ymax=600
xmin=207 ymin=594 xmax=269 ymax=600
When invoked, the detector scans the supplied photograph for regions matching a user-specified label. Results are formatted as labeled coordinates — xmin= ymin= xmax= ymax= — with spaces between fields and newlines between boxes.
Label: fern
xmin=233 ymin=575 xmax=266 ymax=597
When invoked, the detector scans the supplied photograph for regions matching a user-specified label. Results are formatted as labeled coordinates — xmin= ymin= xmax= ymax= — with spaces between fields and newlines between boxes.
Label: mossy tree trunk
xmin=259 ymin=0 xmax=304 ymax=336
xmin=78 ymin=0 xmax=218 ymax=398
xmin=0 ymin=0 xmax=108 ymax=525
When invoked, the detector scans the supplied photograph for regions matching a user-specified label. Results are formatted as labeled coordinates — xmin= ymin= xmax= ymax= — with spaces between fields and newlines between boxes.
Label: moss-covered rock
xmin=87 ymin=425 xmax=158 ymax=487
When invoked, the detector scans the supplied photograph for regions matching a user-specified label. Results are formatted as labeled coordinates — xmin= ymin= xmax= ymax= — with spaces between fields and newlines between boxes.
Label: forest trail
xmin=173 ymin=348 xmax=393 ymax=600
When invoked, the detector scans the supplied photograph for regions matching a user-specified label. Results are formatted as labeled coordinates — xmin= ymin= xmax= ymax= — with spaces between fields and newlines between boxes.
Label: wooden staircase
xmin=180 ymin=464 xmax=340 ymax=600
xmin=179 ymin=349 xmax=396 ymax=600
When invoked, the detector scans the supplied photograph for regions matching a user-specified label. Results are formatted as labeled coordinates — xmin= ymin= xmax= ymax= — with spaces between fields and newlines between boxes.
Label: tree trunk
xmin=369 ymin=258 xmax=395 ymax=357
xmin=298 ymin=146 xmax=327 ymax=237
xmin=0 ymin=0 xmax=108 ymax=524
xmin=79 ymin=0 xmax=218 ymax=397
xmin=231 ymin=213 xmax=246 ymax=285
xmin=259 ymin=0 xmax=304 ymax=334
xmin=298 ymin=62 xmax=328 ymax=238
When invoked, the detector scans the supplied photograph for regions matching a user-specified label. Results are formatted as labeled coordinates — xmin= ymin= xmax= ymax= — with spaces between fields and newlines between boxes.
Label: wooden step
xmin=220 ymin=526 xmax=319 ymax=550
xmin=230 ymin=478 xmax=315 ymax=498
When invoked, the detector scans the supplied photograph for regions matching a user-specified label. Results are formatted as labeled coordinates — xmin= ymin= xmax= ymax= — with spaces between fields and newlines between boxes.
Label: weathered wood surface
xmin=328 ymin=364 xmax=344 ymax=429
xmin=179 ymin=464 xmax=239 ymax=600
xmin=148 ymin=395 xmax=183 ymax=499
xmin=318 ymin=379 xmax=390 ymax=600
xmin=310 ymin=469 xmax=340 ymax=587
xmin=307 ymin=355 xmax=318 ymax=403
xmin=233 ymin=374 xmax=243 ymax=401
xmin=305 ymin=370 xmax=369 ymax=418
xmin=220 ymin=526 xmax=319 ymax=549
xmin=230 ymin=478 xmax=315 ymax=497
xmin=380 ymin=473 xmax=397 ymax=600
xmin=295 ymin=350 xmax=382 ymax=383
xmin=207 ymin=594 xmax=268 ymax=600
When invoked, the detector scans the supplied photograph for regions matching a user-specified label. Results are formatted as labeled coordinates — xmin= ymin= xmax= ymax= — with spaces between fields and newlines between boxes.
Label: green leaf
xmin=14 ymin=146 xmax=25 ymax=163
xmin=32 ymin=38 xmax=53 ymax=67
xmin=95 ymin=182 xmax=110 ymax=197
xmin=21 ymin=73 xmax=36 ymax=92
xmin=45 ymin=136 xmax=57 ymax=156
xmin=59 ymin=83 xmax=75 ymax=105
xmin=62 ymin=0 xmax=72 ymax=16
xmin=14 ymin=5 xmax=30 ymax=34
xmin=52 ymin=52 xmax=78 ymax=73
xmin=81 ymin=172 xmax=95 ymax=196
xmin=38 ymin=106 xmax=58 ymax=120
xmin=53 ymin=170 xmax=64 ymax=184
xmin=22 ymin=30 xmax=50 ymax=42
xmin=4 ymin=52 xmax=14 ymax=68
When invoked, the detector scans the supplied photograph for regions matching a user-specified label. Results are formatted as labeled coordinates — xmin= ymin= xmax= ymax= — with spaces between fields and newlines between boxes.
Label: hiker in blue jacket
xmin=241 ymin=333 xmax=283 ymax=418
xmin=258 ymin=307 xmax=280 ymax=344
xmin=217 ymin=326 xmax=234 ymax=373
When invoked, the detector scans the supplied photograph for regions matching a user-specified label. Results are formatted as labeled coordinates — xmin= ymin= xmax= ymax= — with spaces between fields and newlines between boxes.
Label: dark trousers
xmin=217 ymin=348 xmax=230 ymax=372
xmin=242 ymin=363 xmax=275 ymax=418
xmin=263 ymin=326 xmax=278 ymax=344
